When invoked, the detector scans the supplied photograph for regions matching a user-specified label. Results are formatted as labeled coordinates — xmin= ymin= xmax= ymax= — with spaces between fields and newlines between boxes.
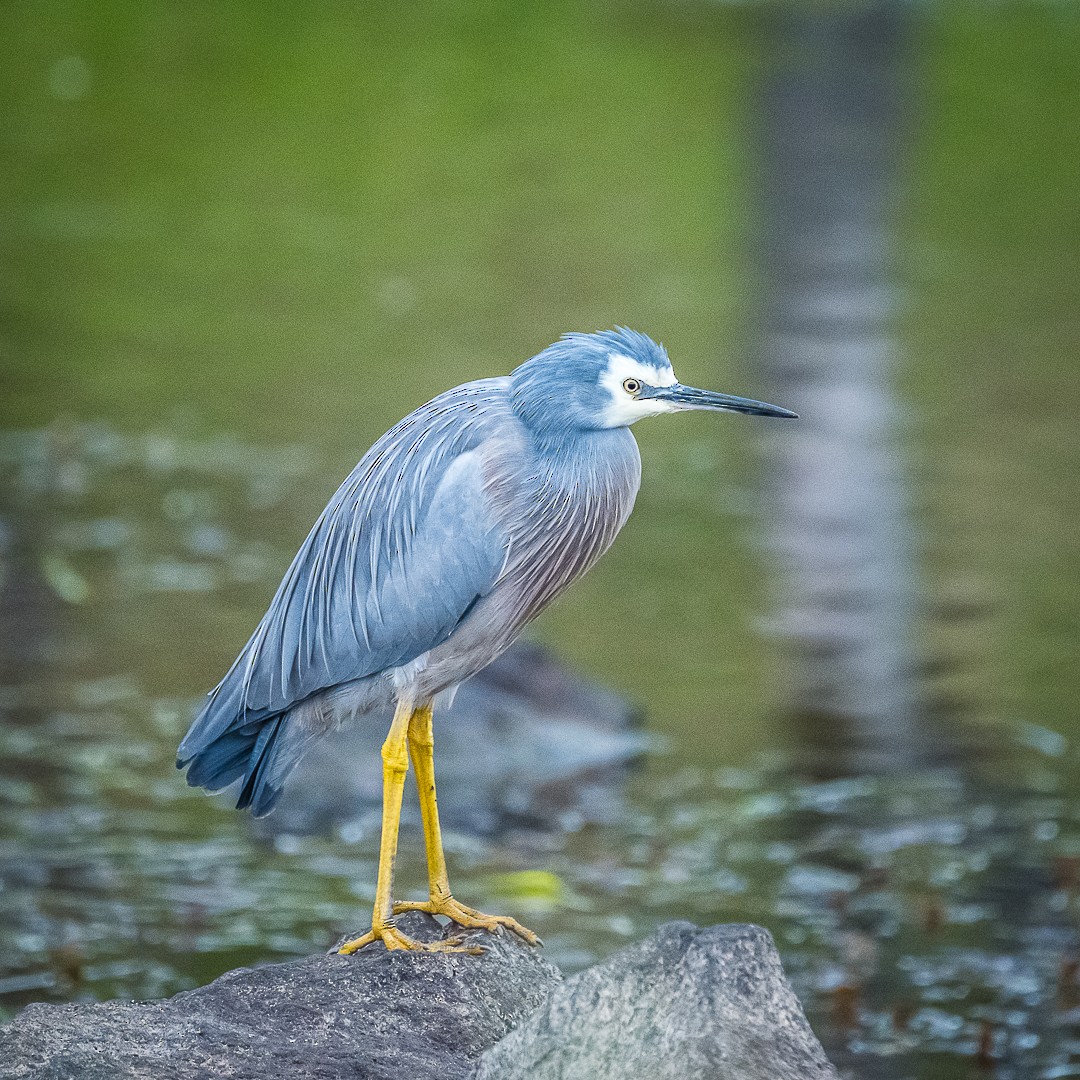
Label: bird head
xmin=508 ymin=328 xmax=797 ymax=435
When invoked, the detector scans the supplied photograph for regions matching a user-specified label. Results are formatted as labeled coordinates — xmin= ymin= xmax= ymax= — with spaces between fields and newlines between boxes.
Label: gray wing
xmin=179 ymin=379 xmax=511 ymax=764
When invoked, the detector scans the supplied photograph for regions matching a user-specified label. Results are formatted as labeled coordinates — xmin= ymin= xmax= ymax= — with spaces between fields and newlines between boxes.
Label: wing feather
xmin=179 ymin=380 xmax=512 ymax=759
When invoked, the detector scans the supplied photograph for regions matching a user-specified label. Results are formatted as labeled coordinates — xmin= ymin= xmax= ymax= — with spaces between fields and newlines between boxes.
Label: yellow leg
xmin=390 ymin=703 xmax=541 ymax=947
xmin=337 ymin=699 xmax=479 ymax=955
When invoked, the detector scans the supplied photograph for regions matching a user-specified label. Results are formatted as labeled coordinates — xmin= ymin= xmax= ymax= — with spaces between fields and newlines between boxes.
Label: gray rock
xmin=1 ymin=919 xmax=836 ymax=1080
xmin=0 ymin=914 xmax=561 ymax=1080
xmin=265 ymin=640 xmax=647 ymax=836
xmin=477 ymin=921 xmax=838 ymax=1080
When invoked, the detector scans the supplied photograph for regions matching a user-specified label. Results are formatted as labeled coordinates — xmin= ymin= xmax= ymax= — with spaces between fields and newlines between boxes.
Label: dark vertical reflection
xmin=752 ymin=5 xmax=921 ymax=772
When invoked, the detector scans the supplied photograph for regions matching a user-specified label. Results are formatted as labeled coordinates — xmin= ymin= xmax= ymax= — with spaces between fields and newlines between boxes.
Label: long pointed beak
xmin=646 ymin=383 xmax=798 ymax=419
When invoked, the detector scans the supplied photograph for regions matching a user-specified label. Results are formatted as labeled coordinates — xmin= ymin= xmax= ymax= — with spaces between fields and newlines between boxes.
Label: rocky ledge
xmin=1 ymin=914 xmax=835 ymax=1080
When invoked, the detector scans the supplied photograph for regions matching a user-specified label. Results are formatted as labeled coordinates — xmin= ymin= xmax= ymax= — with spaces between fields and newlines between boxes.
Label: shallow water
xmin=2 ymin=3 xmax=1080 ymax=1078
xmin=1 ymin=413 xmax=1078 ymax=1076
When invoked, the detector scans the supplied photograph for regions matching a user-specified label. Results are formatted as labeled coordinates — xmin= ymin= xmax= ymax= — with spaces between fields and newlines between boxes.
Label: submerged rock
xmin=264 ymin=640 xmax=647 ymax=836
xmin=1 ymin=917 xmax=835 ymax=1080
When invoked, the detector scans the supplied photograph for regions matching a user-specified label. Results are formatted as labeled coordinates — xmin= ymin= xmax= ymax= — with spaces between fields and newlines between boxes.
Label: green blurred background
xmin=2 ymin=3 xmax=1079 ymax=1077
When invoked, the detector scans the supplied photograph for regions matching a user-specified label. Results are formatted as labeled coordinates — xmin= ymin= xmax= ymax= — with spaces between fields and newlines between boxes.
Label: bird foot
xmin=336 ymin=918 xmax=485 ymax=956
xmin=393 ymin=895 xmax=542 ymax=946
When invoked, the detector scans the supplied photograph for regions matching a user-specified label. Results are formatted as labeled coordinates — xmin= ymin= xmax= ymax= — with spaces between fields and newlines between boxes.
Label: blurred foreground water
xmin=2 ymin=3 xmax=1080 ymax=1079
xmin=2 ymin=419 xmax=1080 ymax=1079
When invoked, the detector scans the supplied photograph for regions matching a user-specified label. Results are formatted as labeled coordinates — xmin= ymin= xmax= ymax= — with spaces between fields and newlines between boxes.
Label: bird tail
xmin=178 ymin=685 xmax=317 ymax=818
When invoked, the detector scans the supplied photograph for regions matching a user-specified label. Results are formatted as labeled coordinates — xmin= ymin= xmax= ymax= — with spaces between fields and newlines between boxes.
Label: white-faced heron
xmin=178 ymin=328 xmax=796 ymax=953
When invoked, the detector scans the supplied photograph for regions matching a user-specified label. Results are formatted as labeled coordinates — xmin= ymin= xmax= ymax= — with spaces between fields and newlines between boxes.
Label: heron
xmin=178 ymin=328 xmax=796 ymax=954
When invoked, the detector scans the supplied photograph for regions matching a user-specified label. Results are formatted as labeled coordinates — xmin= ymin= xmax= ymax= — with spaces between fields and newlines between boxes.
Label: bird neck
xmin=524 ymin=421 xmax=611 ymax=454
xmin=524 ymin=423 xmax=640 ymax=491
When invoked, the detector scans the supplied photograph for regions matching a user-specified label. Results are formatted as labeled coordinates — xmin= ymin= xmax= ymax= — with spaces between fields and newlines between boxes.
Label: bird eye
xmin=622 ymin=378 xmax=641 ymax=395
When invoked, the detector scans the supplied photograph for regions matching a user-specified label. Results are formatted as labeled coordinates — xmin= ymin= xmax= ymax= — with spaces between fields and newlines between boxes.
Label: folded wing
xmin=177 ymin=380 xmax=512 ymax=812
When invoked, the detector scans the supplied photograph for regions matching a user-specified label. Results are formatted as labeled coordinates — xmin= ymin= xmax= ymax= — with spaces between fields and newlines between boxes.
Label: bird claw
xmin=336 ymin=920 xmax=484 ymax=956
xmin=392 ymin=896 xmax=542 ymax=947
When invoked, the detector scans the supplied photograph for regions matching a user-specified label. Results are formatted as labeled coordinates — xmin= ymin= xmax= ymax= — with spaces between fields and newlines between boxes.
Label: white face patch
xmin=598 ymin=352 xmax=678 ymax=428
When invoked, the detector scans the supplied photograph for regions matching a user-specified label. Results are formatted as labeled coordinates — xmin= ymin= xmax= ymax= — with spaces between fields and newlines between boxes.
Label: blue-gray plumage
xmin=178 ymin=327 xmax=796 ymax=954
